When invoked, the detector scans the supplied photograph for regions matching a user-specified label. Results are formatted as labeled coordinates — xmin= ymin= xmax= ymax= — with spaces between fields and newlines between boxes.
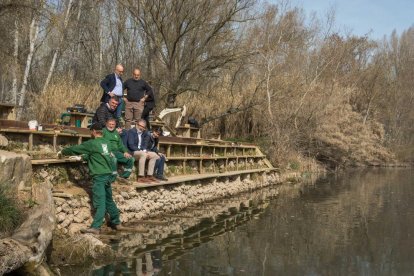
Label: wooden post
xmin=167 ymin=145 xmax=171 ymax=157
xmin=53 ymin=135 xmax=57 ymax=152
xmin=28 ymin=133 xmax=33 ymax=151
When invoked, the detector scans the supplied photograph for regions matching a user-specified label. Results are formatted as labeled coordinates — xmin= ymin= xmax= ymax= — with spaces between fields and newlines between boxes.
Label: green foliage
xmin=289 ymin=161 xmax=301 ymax=171
xmin=0 ymin=183 xmax=23 ymax=233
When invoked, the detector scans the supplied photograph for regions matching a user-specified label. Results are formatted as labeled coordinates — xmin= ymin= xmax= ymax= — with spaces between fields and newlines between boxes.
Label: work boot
xmin=80 ymin=227 xmax=100 ymax=234
xmin=155 ymin=175 xmax=168 ymax=181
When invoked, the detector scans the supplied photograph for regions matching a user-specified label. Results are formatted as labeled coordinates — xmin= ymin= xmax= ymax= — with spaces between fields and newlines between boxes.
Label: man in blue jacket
xmin=146 ymin=128 xmax=168 ymax=181
xmin=100 ymin=64 xmax=124 ymax=119
xmin=126 ymin=119 xmax=159 ymax=183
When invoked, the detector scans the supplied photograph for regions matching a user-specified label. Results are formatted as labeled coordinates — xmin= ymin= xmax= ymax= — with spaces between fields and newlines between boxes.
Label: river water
xmin=61 ymin=168 xmax=414 ymax=275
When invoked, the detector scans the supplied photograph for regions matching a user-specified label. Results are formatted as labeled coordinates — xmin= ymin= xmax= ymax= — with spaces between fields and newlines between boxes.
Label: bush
xmin=0 ymin=183 xmax=23 ymax=234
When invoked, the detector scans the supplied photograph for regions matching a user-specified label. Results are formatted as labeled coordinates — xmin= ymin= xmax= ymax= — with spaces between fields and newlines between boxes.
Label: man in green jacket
xmin=103 ymin=118 xmax=134 ymax=180
xmin=60 ymin=124 xmax=123 ymax=234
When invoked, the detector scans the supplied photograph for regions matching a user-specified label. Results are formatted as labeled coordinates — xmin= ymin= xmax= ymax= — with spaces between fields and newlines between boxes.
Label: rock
xmin=57 ymin=213 xmax=66 ymax=223
xmin=120 ymin=192 xmax=129 ymax=199
xmin=77 ymin=208 xmax=90 ymax=222
xmin=0 ymin=134 xmax=8 ymax=147
xmin=0 ymin=150 xmax=32 ymax=193
xmin=39 ymin=170 xmax=49 ymax=179
xmin=61 ymin=203 xmax=71 ymax=214
xmin=68 ymin=223 xmax=84 ymax=235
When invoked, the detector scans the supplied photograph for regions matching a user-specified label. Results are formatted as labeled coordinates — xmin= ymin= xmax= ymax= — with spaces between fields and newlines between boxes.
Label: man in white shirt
xmin=126 ymin=119 xmax=160 ymax=182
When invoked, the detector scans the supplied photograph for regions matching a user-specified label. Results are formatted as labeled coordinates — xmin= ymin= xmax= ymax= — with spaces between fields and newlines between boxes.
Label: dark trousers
xmin=142 ymin=106 xmax=152 ymax=129
xmin=154 ymin=155 xmax=165 ymax=177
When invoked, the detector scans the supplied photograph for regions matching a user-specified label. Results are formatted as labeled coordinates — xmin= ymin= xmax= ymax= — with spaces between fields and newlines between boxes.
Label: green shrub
xmin=0 ymin=183 xmax=23 ymax=233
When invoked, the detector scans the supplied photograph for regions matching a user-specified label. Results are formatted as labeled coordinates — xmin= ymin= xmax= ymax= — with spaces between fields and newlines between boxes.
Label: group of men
xmin=59 ymin=64 xmax=167 ymax=234
xmin=91 ymin=64 xmax=154 ymax=129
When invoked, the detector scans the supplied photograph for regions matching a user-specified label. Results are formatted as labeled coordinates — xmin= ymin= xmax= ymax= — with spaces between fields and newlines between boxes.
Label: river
xmin=58 ymin=168 xmax=414 ymax=275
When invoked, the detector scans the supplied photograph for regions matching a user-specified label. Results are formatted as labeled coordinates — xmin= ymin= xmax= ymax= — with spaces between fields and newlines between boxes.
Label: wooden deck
xmin=1 ymin=119 xmax=276 ymax=188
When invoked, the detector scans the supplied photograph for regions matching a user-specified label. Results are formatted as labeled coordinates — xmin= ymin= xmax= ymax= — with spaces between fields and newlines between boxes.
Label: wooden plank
xmin=131 ymin=168 xmax=276 ymax=189
xmin=132 ymin=220 xmax=169 ymax=225
xmin=163 ymin=214 xmax=196 ymax=219
xmin=31 ymin=158 xmax=84 ymax=165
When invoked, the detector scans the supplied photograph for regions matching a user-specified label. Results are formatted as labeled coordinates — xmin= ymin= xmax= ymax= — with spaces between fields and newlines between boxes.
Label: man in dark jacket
xmin=123 ymin=68 xmax=154 ymax=129
xmin=126 ymin=119 xmax=159 ymax=183
xmin=91 ymin=96 xmax=119 ymax=129
xmin=145 ymin=128 xmax=168 ymax=181
xmin=100 ymin=64 xmax=124 ymax=119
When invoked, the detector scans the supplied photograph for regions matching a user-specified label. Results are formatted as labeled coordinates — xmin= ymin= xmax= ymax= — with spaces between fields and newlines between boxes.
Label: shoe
xmin=116 ymin=176 xmax=130 ymax=185
xmin=146 ymin=176 xmax=160 ymax=183
xmin=155 ymin=175 xmax=168 ymax=181
xmin=80 ymin=227 xmax=100 ymax=234
xmin=137 ymin=176 xmax=151 ymax=183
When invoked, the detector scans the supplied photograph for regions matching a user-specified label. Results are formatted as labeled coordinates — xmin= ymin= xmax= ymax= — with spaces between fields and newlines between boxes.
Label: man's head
xmin=90 ymin=124 xmax=103 ymax=138
xmin=106 ymin=118 xmax=117 ymax=131
xmin=108 ymin=96 xmax=119 ymax=111
xmin=115 ymin=64 xmax=124 ymax=76
xmin=136 ymin=119 xmax=146 ymax=132
xmin=133 ymin=68 xmax=141 ymax=80
xmin=152 ymin=128 xmax=162 ymax=138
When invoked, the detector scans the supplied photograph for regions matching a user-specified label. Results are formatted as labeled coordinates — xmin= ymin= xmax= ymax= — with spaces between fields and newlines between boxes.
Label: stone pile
xmin=53 ymin=172 xmax=286 ymax=234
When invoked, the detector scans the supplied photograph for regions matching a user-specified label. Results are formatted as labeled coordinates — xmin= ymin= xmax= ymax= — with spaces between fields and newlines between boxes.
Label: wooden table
xmin=68 ymin=112 xmax=94 ymax=128
xmin=0 ymin=103 xmax=18 ymax=120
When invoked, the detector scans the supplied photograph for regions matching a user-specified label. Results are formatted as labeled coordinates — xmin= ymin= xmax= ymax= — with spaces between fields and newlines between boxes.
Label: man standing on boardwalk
xmin=100 ymin=64 xmax=125 ymax=119
xmin=123 ymin=68 xmax=154 ymax=129
xmin=59 ymin=125 xmax=125 ymax=234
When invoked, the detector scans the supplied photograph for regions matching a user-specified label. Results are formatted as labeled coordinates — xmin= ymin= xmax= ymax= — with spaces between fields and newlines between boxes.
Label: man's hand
xmin=68 ymin=156 xmax=82 ymax=161
xmin=124 ymin=152 xmax=132 ymax=158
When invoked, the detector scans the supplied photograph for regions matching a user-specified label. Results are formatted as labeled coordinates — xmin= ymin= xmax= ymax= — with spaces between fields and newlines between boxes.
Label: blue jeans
xmin=154 ymin=155 xmax=165 ymax=177
xmin=114 ymin=97 xmax=124 ymax=119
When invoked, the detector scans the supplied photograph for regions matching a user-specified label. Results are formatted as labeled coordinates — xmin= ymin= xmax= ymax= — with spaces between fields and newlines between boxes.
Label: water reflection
xmin=64 ymin=169 xmax=414 ymax=275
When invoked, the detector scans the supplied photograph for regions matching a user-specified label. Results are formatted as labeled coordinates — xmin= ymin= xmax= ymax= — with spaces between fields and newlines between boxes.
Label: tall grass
xmin=0 ymin=183 xmax=23 ymax=234
xmin=25 ymin=78 xmax=102 ymax=124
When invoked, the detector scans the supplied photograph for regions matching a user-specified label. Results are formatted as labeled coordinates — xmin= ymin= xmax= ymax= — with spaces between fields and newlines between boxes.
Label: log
xmin=0 ymin=179 xmax=56 ymax=275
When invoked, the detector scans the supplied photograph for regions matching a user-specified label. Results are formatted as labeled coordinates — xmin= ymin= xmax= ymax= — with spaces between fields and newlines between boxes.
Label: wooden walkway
xmin=130 ymin=168 xmax=277 ymax=189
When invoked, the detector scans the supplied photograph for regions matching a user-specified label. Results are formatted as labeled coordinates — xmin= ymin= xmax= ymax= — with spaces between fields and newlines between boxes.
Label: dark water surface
xmin=67 ymin=169 xmax=414 ymax=275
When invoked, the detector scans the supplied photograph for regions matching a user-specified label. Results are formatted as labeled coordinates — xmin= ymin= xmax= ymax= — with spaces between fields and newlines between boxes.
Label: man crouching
xmin=59 ymin=124 xmax=124 ymax=234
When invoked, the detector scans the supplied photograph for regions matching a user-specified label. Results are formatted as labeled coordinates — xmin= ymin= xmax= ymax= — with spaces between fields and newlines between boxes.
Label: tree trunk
xmin=0 ymin=179 xmax=56 ymax=275
xmin=42 ymin=0 xmax=74 ymax=94
xmin=17 ymin=14 xmax=40 ymax=119
xmin=12 ymin=17 xmax=19 ymax=105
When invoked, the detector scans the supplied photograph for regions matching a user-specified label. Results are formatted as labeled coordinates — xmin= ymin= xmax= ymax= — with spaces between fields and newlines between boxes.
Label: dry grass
xmin=24 ymin=79 xmax=101 ymax=124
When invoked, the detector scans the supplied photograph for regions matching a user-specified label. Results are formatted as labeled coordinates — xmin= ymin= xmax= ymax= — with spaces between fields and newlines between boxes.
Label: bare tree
xmin=120 ymin=0 xmax=255 ymax=106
